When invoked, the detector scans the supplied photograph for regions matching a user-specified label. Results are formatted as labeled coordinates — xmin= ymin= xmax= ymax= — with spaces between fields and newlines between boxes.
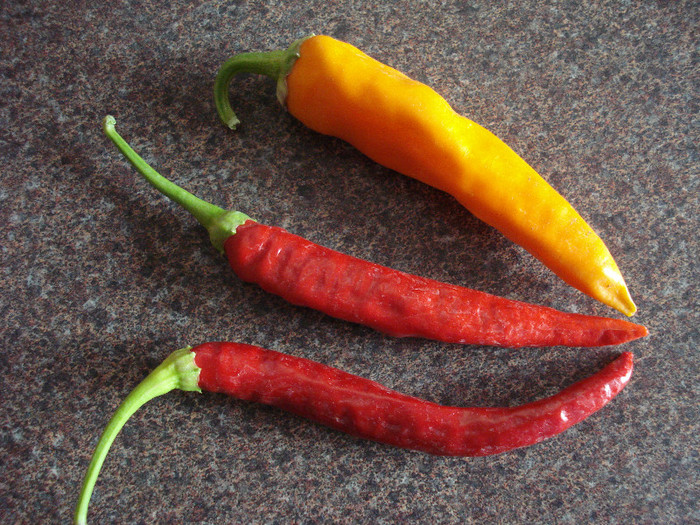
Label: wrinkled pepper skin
xmin=285 ymin=36 xmax=635 ymax=316
xmin=216 ymin=36 xmax=636 ymax=316
xmin=195 ymin=343 xmax=634 ymax=457
xmin=225 ymin=221 xmax=647 ymax=347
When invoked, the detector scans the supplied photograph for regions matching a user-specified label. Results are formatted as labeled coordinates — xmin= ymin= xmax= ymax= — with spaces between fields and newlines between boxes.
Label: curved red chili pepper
xmin=102 ymin=116 xmax=647 ymax=347
xmin=74 ymin=343 xmax=634 ymax=523
xmin=195 ymin=343 xmax=634 ymax=456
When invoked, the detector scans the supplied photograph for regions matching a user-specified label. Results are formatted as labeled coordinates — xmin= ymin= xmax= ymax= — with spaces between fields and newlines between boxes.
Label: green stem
xmin=102 ymin=116 xmax=251 ymax=253
xmin=213 ymin=36 xmax=312 ymax=129
xmin=74 ymin=347 xmax=202 ymax=525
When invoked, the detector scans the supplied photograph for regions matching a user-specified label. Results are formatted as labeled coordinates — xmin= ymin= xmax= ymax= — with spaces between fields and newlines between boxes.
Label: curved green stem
xmin=213 ymin=36 xmax=312 ymax=129
xmin=103 ymin=116 xmax=251 ymax=252
xmin=74 ymin=347 xmax=202 ymax=525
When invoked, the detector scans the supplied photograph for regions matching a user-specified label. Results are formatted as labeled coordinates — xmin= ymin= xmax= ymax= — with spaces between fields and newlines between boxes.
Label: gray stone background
xmin=1 ymin=1 xmax=697 ymax=523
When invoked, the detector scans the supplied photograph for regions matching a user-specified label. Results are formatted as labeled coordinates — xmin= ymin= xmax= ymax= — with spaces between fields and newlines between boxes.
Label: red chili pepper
xmin=74 ymin=343 xmax=634 ymax=523
xmin=103 ymin=116 xmax=647 ymax=347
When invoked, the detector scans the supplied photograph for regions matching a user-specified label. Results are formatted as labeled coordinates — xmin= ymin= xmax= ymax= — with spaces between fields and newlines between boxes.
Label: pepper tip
xmin=603 ymin=278 xmax=637 ymax=317
xmin=619 ymin=296 xmax=637 ymax=317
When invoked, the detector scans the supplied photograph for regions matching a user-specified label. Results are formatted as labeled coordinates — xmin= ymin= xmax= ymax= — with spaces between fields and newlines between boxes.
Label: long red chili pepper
xmin=103 ymin=116 xmax=647 ymax=347
xmin=74 ymin=342 xmax=634 ymax=523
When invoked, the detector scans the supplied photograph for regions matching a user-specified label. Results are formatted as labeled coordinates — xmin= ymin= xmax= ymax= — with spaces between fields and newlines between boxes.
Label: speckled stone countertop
xmin=1 ymin=1 xmax=697 ymax=523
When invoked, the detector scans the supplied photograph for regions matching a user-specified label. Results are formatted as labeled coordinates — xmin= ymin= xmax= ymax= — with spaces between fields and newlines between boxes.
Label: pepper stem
xmin=214 ymin=36 xmax=312 ymax=129
xmin=103 ymin=116 xmax=251 ymax=252
xmin=74 ymin=347 xmax=201 ymax=525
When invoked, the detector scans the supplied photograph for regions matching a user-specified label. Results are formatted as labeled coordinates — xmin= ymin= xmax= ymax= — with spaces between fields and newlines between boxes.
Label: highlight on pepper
xmin=214 ymin=35 xmax=638 ymax=317
xmin=102 ymin=117 xmax=647 ymax=348
xmin=75 ymin=342 xmax=634 ymax=524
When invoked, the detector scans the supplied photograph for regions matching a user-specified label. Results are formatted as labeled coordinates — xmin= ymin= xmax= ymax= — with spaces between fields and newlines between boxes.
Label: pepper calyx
xmin=275 ymin=35 xmax=314 ymax=107
xmin=207 ymin=210 xmax=252 ymax=254
xmin=214 ymin=35 xmax=314 ymax=130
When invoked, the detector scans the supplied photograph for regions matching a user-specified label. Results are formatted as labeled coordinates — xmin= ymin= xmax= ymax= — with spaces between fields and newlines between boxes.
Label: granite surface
xmin=1 ymin=1 xmax=697 ymax=523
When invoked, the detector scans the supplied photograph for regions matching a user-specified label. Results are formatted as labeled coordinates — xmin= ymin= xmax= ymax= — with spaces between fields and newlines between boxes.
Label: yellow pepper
xmin=214 ymin=35 xmax=636 ymax=316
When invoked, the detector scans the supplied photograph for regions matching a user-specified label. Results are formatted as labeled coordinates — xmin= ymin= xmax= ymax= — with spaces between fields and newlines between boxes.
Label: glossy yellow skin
xmin=286 ymin=35 xmax=635 ymax=316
